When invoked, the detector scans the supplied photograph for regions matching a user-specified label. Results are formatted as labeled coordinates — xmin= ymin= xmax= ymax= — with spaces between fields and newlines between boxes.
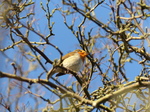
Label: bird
xmin=47 ymin=49 xmax=88 ymax=80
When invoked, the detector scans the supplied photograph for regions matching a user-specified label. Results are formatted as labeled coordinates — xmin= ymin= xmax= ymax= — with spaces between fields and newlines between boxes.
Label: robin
xmin=47 ymin=49 xmax=88 ymax=80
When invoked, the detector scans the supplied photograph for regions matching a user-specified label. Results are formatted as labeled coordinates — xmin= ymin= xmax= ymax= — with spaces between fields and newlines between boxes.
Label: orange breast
xmin=78 ymin=51 xmax=88 ymax=62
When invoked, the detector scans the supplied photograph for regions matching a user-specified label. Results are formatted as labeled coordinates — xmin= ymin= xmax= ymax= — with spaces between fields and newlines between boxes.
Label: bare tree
xmin=1 ymin=0 xmax=150 ymax=111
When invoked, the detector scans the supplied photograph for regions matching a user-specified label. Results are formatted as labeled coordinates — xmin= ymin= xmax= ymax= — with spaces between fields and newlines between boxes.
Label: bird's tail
xmin=56 ymin=73 xmax=65 ymax=77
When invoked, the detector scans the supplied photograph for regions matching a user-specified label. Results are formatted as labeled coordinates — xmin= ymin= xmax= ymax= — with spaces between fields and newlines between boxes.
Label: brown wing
xmin=62 ymin=49 xmax=83 ymax=60
xmin=62 ymin=51 xmax=75 ymax=60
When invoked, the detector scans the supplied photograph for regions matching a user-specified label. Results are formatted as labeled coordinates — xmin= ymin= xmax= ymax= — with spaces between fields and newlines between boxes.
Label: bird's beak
xmin=82 ymin=51 xmax=88 ymax=57
xmin=78 ymin=50 xmax=88 ymax=57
